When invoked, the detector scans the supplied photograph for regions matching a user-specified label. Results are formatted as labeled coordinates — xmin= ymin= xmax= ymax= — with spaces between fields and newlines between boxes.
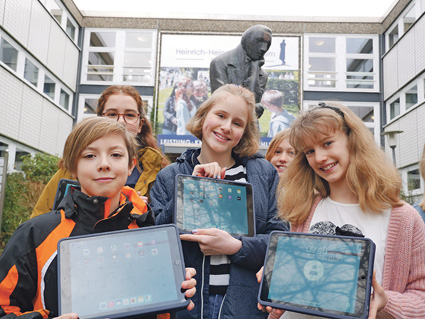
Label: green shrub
xmin=0 ymin=153 xmax=60 ymax=252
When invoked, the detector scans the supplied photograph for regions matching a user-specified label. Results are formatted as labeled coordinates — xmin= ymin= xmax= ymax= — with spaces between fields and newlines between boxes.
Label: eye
xmin=83 ymin=154 xmax=95 ymax=159
xmin=233 ymin=121 xmax=242 ymax=127
xmin=217 ymin=113 xmax=225 ymax=119
xmin=111 ymin=153 xmax=124 ymax=158
xmin=125 ymin=112 xmax=137 ymax=119
xmin=304 ymin=149 xmax=314 ymax=156
xmin=275 ymin=149 xmax=282 ymax=154
xmin=288 ymin=151 xmax=295 ymax=156
xmin=104 ymin=111 xmax=117 ymax=117
xmin=324 ymin=141 xmax=333 ymax=147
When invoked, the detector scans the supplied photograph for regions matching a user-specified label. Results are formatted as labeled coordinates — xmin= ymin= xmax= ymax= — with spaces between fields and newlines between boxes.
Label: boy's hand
xmin=180 ymin=229 xmax=242 ymax=255
xmin=183 ymin=267 xmax=197 ymax=311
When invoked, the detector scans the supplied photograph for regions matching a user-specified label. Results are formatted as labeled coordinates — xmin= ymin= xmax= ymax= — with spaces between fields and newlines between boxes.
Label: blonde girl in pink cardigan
xmin=259 ymin=103 xmax=425 ymax=319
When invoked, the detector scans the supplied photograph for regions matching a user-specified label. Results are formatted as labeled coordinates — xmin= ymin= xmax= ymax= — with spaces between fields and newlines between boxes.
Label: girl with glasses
xmin=31 ymin=85 xmax=169 ymax=217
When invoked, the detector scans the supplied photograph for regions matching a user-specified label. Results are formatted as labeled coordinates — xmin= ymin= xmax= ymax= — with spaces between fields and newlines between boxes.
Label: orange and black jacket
xmin=0 ymin=186 xmax=155 ymax=319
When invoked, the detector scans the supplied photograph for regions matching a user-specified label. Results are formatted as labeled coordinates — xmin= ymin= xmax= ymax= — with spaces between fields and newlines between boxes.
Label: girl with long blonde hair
xmin=262 ymin=102 xmax=425 ymax=319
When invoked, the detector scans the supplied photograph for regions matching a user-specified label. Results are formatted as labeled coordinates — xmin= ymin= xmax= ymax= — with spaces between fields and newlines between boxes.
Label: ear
xmin=129 ymin=157 xmax=137 ymax=176
xmin=137 ymin=118 xmax=144 ymax=134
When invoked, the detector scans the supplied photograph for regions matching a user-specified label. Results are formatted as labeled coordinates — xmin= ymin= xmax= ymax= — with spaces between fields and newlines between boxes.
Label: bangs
xmin=290 ymin=114 xmax=342 ymax=152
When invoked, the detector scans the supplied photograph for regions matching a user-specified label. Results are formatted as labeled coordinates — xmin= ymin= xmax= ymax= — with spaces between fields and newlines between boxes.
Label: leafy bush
xmin=0 ymin=153 xmax=59 ymax=252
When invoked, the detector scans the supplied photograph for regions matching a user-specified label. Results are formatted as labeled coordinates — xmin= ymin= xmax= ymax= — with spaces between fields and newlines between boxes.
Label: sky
xmin=73 ymin=0 xmax=399 ymax=22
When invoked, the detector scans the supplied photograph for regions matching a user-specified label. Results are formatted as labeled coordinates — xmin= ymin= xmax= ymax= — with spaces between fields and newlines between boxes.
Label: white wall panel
xmin=62 ymin=40 xmax=79 ymax=91
xmin=55 ymin=111 xmax=73 ymax=156
xmin=397 ymin=111 xmax=419 ymax=166
xmin=3 ymin=0 xmax=31 ymax=46
xmin=47 ymin=21 xmax=66 ymax=79
xmin=18 ymin=86 xmax=43 ymax=147
xmin=38 ymin=99 xmax=60 ymax=154
xmin=383 ymin=48 xmax=399 ymax=100
xmin=0 ymin=67 xmax=23 ymax=139
xmin=0 ymin=0 xmax=6 ymax=26
xmin=414 ymin=18 xmax=425 ymax=73
xmin=397 ymin=31 xmax=416 ymax=88
xmin=27 ymin=0 xmax=51 ymax=64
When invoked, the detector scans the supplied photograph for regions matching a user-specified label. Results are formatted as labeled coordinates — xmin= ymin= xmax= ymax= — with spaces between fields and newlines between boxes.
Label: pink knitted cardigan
xmin=268 ymin=196 xmax=425 ymax=319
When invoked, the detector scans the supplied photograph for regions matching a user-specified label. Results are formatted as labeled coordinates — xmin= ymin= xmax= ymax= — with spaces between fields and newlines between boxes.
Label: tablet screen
xmin=259 ymin=232 xmax=375 ymax=319
xmin=174 ymin=175 xmax=255 ymax=237
xmin=58 ymin=225 xmax=188 ymax=319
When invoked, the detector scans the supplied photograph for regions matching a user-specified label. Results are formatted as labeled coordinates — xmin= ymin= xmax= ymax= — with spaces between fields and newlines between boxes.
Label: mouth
xmin=276 ymin=165 xmax=287 ymax=172
xmin=320 ymin=162 xmax=337 ymax=172
xmin=95 ymin=177 xmax=115 ymax=183
xmin=213 ymin=131 xmax=230 ymax=141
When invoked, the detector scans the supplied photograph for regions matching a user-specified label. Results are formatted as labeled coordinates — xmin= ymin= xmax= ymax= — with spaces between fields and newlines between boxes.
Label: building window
xmin=60 ymin=89 xmax=70 ymax=110
xmin=66 ymin=18 xmax=76 ymax=40
xmin=24 ymin=59 xmax=39 ymax=87
xmin=82 ymin=29 xmax=157 ymax=85
xmin=0 ymin=38 xmax=18 ymax=71
xmin=403 ymin=5 xmax=416 ymax=32
xmin=305 ymin=35 xmax=378 ymax=91
xmin=84 ymin=98 xmax=97 ymax=115
xmin=44 ymin=75 xmax=55 ymax=100
xmin=408 ymin=168 xmax=421 ymax=191
xmin=389 ymin=98 xmax=400 ymax=119
xmin=405 ymin=85 xmax=418 ymax=109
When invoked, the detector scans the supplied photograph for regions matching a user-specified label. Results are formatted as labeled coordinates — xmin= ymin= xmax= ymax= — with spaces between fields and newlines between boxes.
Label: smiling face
xmin=201 ymin=95 xmax=248 ymax=157
xmin=73 ymin=133 xmax=135 ymax=208
xmin=303 ymin=130 xmax=350 ymax=190
xmin=102 ymin=93 xmax=142 ymax=134
xmin=270 ymin=138 xmax=295 ymax=178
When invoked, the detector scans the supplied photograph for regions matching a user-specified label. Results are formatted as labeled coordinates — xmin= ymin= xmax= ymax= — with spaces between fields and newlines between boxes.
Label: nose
xmin=314 ymin=149 xmax=327 ymax=164
xmin=279 ymin=153 xmax=289 ymax=164
xmin=260 ymin=42 xmax=268 ymax=54
xmin=221 ymin=119 xmax=231 ymax=132
xmin=97 ymin=155 xmax=111 ymax=171
xmin=117 ymin=114 xmax=126 ymax=123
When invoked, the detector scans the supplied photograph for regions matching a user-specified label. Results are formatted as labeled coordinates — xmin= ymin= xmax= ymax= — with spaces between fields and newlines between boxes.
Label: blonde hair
xmin=265 ymin=129 xmax=291 ymax=162
xmin=186 ymin=84 xmax=259 ymax=158
xmin=279 ymin=102 xmax=402 ymax=226
xmin=62 ymin=117 xmax=138 ymax=174
xmin=419 ymin=144 xmax=425 ymax=210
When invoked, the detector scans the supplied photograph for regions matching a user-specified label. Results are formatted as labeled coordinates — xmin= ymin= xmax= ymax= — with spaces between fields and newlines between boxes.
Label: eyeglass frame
xmin=102 ymin=111 xmax=141 ymax=124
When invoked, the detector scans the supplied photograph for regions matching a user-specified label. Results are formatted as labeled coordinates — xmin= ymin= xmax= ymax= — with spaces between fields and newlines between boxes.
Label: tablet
xmin=58 ymin=225 xmax=189 ymax=319
xmin=174 ymin=174 xmax=255 ymax=237
xmin=53 ymin=179 xmax=79 ymax=210
xmin=258 ymin=232 xmax=375 ymax=319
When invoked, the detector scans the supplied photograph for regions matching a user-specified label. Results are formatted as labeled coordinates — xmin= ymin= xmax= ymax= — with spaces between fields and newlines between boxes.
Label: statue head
xmin=241 ymin=25 xmax=272 ymax=61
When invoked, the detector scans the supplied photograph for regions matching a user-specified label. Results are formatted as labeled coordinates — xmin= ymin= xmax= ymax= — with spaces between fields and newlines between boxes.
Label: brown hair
xmin=186 ymin=84 xmax=260 ymax=158
xmin=265 ymin=129 xmax=291 ymax=162
xmin=279 ymin=102 xmax=402 ymax=226
xmin=96 ymin=85 xmax=169 ymax=167
xmin=62 ymin=117 xmax=138 ymax=174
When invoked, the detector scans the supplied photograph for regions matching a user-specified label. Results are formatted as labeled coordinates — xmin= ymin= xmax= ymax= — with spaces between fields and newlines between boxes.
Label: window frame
xmin=81 ymin=28 xmax=157 ymax=86
xmin=304 ymin=34 xmax=379 ymax=92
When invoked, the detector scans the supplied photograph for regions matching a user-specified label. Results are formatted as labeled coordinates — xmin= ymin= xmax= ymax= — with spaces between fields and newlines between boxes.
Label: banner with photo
xmin=157 ymin=33 xmax=300 ymax=148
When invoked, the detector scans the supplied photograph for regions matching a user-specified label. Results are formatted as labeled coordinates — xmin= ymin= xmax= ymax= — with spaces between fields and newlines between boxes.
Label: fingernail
xmin=192 ymin=229 xmax=198 ymax=234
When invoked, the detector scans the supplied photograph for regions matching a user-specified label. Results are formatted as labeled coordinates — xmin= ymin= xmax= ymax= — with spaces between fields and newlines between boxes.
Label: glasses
xmin=102 ymin=110 xmax=140 ymax=124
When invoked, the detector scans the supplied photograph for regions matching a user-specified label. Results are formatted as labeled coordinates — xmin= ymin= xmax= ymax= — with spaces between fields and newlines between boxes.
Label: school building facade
xmin=0 ymin=0 xmax=424 ymax=202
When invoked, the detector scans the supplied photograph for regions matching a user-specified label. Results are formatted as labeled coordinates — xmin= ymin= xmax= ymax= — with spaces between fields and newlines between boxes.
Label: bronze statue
xmin=210 ymin=25 xmax=272 ymax=118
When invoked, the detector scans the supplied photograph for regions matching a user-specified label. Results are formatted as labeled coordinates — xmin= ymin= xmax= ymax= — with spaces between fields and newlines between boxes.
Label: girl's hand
xmin=180 ymin=229 xmax=242 ymax=255
xmin=256 ymin=268 xmax=284 ymax=317
xmin=192 ymin=163 xmax=226 ymax=179
xmin=183 ymin=267 xmax=197 ymax=311
xmin=368 ymin=271 xmax=388 ymax=319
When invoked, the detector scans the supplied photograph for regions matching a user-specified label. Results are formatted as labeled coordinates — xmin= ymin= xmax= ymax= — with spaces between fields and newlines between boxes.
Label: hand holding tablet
xmin=258 ymin=232 xmax=376 ymax=319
